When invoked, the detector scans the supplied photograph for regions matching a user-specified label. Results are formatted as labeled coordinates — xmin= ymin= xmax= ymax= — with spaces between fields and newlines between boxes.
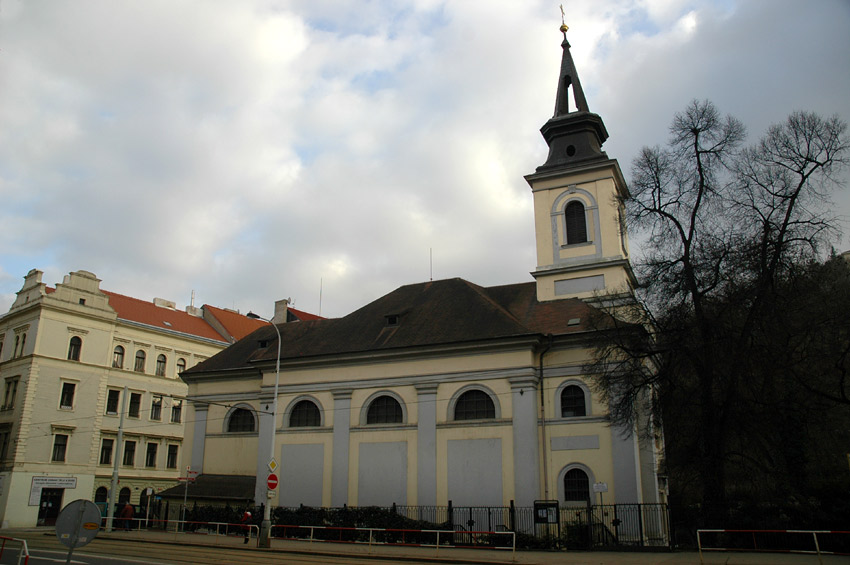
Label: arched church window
xmin=561 ymin=385 xmax=587 ymax=417
xmin=454 ymin=389 xmax=496 ymax=421
xmin=366 ymin=395 xmax=403 ymax=424
xmin=227 ymin=408 xmax=256 ymax=433
xmin=565 ymin=200 xmax=588 ymax=244
xmin=564 ymin=468 xmax=590 ymax=503
xmin=290 ymin=400 xmax=321 ymax=427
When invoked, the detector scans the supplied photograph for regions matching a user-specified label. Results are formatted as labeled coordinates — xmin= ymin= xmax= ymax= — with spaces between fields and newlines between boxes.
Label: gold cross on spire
xmin=559 ymin=4 xmax=569 ymax=34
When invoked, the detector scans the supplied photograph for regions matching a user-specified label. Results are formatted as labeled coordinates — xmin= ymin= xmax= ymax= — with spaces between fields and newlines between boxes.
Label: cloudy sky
xmin=1 ymin=0 xmax=848 ymax=319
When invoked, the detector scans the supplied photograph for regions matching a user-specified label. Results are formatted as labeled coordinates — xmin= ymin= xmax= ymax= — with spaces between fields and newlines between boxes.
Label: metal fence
xmin=559 ymin=503 xmax=670 ymax=549
xmin=272 ymin=502 xmax=670 ymax=550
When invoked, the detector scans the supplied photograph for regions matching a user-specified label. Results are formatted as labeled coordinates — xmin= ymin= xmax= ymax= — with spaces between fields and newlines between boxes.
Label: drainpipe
xmin=539 ymin=334 xmax=554 ymax=500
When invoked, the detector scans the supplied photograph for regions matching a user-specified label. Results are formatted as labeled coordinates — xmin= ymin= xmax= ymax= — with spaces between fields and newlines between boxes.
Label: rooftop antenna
xmin=319 ymin=278 xmax=323 ymax=316
xmin=430 ymin=248 xmax=433 ymax=281
xmin=190 ymin=289 xmax=195 ymax=308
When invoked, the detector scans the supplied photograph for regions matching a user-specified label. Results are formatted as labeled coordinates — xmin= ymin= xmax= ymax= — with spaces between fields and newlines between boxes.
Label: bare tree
xmin=588 ymin=100 xmax=849 ymax=526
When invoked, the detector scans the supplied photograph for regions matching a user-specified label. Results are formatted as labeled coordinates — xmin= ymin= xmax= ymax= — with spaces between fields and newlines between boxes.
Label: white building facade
xmin=0 ymin=269 xmax=266 ymax=527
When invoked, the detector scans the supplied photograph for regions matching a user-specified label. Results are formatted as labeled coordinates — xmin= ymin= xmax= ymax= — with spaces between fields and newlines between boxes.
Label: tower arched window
xmin=561 ymin=385 xmax=587 ymax=417
xmin=289 ymin=400 xmax=321 ymax=427
xmin=176 ymin=358 xmax=187 ymax=374
xmin=454 ymin=389 xmax=496 ymax=421
xmin=565 ymin=200 xmax=588 ymax=244
xmin=366 ymin=395 xmax=403 ymax=424
xmin=227 ymin=408 xmax=256 ymax=433
xmin=67 ymin=336 xmax=82 ymax=361
xmin=564 ymin=468 xmax=590 ymax=503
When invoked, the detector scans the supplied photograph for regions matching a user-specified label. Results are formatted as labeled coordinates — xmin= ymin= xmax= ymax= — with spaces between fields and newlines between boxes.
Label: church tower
xmin=525 ymin=25 xmax=634 ymax=303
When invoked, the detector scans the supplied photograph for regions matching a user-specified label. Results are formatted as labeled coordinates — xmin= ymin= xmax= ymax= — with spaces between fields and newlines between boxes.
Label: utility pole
xmin=106 ymin=386 xmax=129 ymax=532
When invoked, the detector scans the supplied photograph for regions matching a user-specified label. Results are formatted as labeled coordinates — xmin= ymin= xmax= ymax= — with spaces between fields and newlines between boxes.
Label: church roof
xmin=185 ymin=278 xmax=611 ymax=375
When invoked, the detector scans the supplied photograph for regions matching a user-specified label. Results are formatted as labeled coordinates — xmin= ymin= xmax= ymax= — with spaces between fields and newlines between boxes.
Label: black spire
xmin=536 ymin=28 xmax=609 ymax=172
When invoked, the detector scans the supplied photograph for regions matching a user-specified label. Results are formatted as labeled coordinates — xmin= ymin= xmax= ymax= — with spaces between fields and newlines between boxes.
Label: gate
xmin=561 ymin=503 xmax=670 ymax=549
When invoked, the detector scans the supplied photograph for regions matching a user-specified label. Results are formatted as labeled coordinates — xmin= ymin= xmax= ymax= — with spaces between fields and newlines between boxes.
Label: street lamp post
xmin=246 ymin=311 xmax=281 ymax=548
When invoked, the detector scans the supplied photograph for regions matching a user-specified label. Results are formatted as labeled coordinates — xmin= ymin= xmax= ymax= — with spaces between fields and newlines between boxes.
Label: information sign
xmin=29 ymin=476 xmax=78 ymax=506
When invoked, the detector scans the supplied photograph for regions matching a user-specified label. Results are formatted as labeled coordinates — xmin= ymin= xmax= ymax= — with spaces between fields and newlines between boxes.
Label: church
xmin=181 ymin=29 xmax=664 ymax=520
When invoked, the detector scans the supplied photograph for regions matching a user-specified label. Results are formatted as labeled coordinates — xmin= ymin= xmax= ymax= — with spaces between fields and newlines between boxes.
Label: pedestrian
xmin=120 ymin=502 xmax=134 ymax=531
xmin=240 ymin=510 xmax=252 ymax=544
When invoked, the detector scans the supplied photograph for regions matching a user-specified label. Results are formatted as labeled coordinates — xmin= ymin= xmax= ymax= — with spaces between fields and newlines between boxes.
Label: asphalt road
xmin=2 ymin=529 xmax=846 ymax=565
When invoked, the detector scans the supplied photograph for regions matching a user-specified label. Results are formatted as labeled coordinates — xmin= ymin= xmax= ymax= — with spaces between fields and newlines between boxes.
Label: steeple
xmin=536 ymin=26 xmax=609 ymax=172
xmin=525 ymin=24 xmax=634 ymax=303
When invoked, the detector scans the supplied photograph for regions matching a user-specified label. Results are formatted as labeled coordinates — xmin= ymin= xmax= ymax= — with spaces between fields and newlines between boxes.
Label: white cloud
xmin=0 ymin=0 xmax=848 ymax=318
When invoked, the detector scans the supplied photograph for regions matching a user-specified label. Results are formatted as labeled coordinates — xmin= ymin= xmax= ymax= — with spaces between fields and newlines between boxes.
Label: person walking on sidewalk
xmin=120 ymin=502 xmax=134 ymax=531
xmin=240 ymin=510 xmax=252 ymax=544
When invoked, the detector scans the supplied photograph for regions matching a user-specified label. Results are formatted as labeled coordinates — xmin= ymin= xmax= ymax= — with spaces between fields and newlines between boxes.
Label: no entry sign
xmin=267 ymin=473 xmax=279 ymax=490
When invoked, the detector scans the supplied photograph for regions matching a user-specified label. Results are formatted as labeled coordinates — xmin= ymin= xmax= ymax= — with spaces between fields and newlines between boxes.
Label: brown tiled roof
xmin=103 ymin=291 xmax=228 ymax=343
xmin=186 ymin=278 xmax=610 ymax=375
xmin=202 ymin=304 xmax=269 ymax=341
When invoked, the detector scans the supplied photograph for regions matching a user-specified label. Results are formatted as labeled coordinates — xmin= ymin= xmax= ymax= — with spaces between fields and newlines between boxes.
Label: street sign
xmin=268 ymin=458 xmax=278 ymax=473
xmin=593 ymin=482 xmax=608 ymax=493
xmin=267 ymin=473 xmax=279 ymax=490
xmin=56 ymin=499 xmax=102 ymax=549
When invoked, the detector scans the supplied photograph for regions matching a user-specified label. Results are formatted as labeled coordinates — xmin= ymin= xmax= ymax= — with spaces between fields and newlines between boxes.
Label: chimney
xmin=271 ymin=298 xmax=290 ymax=324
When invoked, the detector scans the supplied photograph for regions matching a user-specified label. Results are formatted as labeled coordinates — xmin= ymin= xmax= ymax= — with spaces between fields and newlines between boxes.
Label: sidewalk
xmin=4 ymin=527 xmax=845 ymax=565
xmin=96 ymin=528 xmax=848 ymax=564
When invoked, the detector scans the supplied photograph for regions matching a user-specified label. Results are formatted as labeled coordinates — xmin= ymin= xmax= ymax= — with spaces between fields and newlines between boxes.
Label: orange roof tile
xmin=289 ymin=306 xmax=324 ymax=322
xmin=103 ymin=291 xmax=228 ymax=343
xmin=202 ymin=304 xmax=268 ymax=341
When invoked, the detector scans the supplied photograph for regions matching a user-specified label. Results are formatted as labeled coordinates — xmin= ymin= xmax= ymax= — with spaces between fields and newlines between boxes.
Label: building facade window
xmin=366 ymin=395 xmax=403 ymax=424
xmin=0 ymin=425 xmax=11 ymax=460
xmin=3 ymin=378 xmax=18 ymax=410
xmin=60 ymin=382 xmax=76 ymax=410
xmin=561 ymin=385 xmax=587 ymax=417
xmin=106 ymin=389 xmax=120 ymax=415
xmin=227 ymin=408 xmax=255 ymax=433
xmin=145 ymin=442 xmax=158 ymax=468
xmin=171 ymin=399 xmax=182 ymax=423
xmin=565 ymin=200 xmax=588 ymax=244
xmin=95 ymin=487 xmax=108 ymax=504
xmin=0 ymin=336 xmax=4 ymax=360
xmin=289 ymin=400 xmax=321 ymax=427
xmin=128 ymin=392 xmax=141 ymax=418
xmin=150 ymin=395 xmax=162 ymax=421
xmin=113 ymin=345 xmax=125 ymax=368
xmin=155 ymin=354 xmax=167 ymax=377
xmin=67 ymin=336 xmax=82 ymax=361
xmin=123 ymin=440 xmax=136 ymax=466
xmin=166 ymin=444 xmax=178 ymax=469
xmin=176 ymin=358 xmax=186 ymax=374
xmin=134 ymin=350 xmax=146 ymax=373
xmin=100 ymin=438 xmax=114 ymax=465
xmin=52 ymin=434 xmax=68 ymax=462
xmin=13 ymin=333 xmax=27 ymax=358
xmin=454 ymin=389 xmax=496 ymax=421
xmin=118 ymin=487 xmax=131 ymax=505
xmin=564 ymin=468 xmax=591 ymax=503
